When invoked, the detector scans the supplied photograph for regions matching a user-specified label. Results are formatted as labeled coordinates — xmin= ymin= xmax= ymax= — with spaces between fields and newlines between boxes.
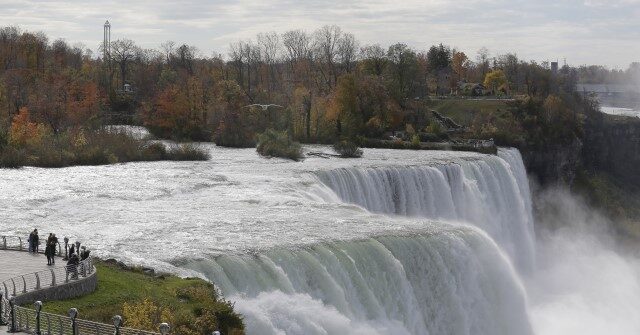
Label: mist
xmin=527 ymin=188 xmax=640 ymax=335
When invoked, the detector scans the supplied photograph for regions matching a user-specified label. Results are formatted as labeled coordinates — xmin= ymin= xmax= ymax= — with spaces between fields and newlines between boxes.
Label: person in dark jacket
xmin=80 ymin=246 xmax=90 ymax=260
xmin=67 ymin=252 xmax=80 ymax=279
xmin=32 ymin=229 xmax=39 ymax=252
xmin=45 ymin=241 xmax=54 ymax=265
xmin=49 ymin=234 xmax=58 ymax=264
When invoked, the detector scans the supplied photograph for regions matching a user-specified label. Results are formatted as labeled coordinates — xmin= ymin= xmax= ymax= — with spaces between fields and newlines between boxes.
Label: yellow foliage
xmin=122 ymin=299 xmax=173 ymax=332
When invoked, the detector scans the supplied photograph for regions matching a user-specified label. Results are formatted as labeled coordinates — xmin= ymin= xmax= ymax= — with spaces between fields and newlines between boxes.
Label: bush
xmin=141 ymin=142 xmax=167 ymax=161
xmin=165 ymin=143 xmax=210 ymax=161
xmin=333 ymin=140 xmax=363 ymax=158
xmin=256 ymin=129 xmax=303 ymax=161
xmin=0 ymin=146 xmax=26 ymax=168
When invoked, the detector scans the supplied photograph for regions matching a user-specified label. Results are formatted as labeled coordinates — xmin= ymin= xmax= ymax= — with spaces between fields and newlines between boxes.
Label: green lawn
xmin=426 ymin=99 xmax=511 ymax=126
xmin=43 ymin=261 xmax=244 ymax=335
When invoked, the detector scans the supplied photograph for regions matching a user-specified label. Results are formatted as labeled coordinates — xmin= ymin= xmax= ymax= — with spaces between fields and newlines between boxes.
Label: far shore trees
xmin=0 ymin=24 xmax=603 ymax=158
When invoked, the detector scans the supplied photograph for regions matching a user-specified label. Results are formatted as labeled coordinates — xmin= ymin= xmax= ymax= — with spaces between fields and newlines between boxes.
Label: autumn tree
xmin=328 ymin=74 xmax=359 ymax=137
xmin=451 ymin=51 xmax=469 ymax=84
xmin=484 ymin=69 xmax=508 ymax=95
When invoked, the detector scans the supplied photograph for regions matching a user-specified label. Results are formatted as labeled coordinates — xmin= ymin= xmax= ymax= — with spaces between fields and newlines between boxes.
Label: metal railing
xmin=11 ymin=304 xmax=164 ymax=335
xmin=1 ymin=235 xmax=64 ymax=257
xmin=0 ymin=235 xmax=211 ymax=335
xmin=1 ymin=258 xmax=94 ymax=299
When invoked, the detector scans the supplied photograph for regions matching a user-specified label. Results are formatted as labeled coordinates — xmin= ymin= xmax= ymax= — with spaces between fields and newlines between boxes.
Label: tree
xmin=360 ymin=44 xmax=387 ymax=76
xmin=484 ymin=69 xmax=508 ymax=95
xmin=386 ymin=43 xmax=418 ymax=100
xmin=111 ymin=39 xmax=140 ymax=91
xmin=426 ymin=43 xmax=451 ymax=72
xmin=328 ymin=74 xmax=358 ymax=136
xmin=476 ymin=47 xmax=490 ymax=79
xmin=451 ymin=51 xmax=469 ymax=83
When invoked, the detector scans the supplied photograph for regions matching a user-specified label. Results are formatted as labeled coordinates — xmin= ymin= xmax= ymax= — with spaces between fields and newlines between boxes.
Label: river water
xmin=1 ymin=145 xmax=638 ymax=334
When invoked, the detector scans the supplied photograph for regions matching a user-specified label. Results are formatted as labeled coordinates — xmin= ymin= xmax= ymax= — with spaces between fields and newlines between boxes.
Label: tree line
xmin=0 ymin=25 xmax=601 ymax=148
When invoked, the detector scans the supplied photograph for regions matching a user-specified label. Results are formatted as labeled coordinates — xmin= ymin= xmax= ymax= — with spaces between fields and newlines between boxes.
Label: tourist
xmin=67 ymin=252 xmax=80 ymax=279
xmin=49 ymin=234 xmax=59 ymax=264
xmin=80 ymin=246 xmax=90 ymax=260
xmin=69 ymin=243 xmax=75 ymax=257
xmin=45 ymin=240 xmax=55 ymax=265
xmin=28 ymin=229 xmax=39 ymax=252
xmin=33 ymin=229 xmax=39 ymax=252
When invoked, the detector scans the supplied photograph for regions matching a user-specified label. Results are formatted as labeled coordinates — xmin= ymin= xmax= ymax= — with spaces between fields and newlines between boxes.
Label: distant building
xmin=550 ymin=62 xmax=559 ymax=74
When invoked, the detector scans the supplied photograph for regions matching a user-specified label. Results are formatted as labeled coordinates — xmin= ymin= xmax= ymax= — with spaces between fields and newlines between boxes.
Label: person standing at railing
xmin=45 ymin=239 xmax=55 ymax=265
xmin=67 ymin=252 xmax=80 ymax=279
xmin=46 ymin=233 xmax=59 ymax=264
xmin=80 ymin=246 xmax=90 ymax=261
xmin=28 ymin=229 xmax=40 ymax=252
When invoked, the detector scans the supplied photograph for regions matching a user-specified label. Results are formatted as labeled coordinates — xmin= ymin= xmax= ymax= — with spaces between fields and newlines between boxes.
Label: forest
xmin=0 ymin=24 xmax=636 ymax=166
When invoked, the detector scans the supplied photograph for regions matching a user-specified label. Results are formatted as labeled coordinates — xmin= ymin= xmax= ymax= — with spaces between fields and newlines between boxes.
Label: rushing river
xmin=1 ymin=145 xmax=639 ymax=334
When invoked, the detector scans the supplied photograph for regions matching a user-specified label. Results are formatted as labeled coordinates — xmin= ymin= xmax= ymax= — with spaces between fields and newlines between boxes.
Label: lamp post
xmin=112 ymin=315 xmax=122 ymax=335
xmin=159 ymin=322 xmax=170 ymax=335
xmin=34 ymin=301 xmax=42 ymax=335
xmin=69 ymin=308 xmax=78 ymax=335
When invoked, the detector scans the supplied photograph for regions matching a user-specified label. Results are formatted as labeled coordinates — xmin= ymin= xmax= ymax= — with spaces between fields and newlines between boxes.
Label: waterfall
xmin=182 ymin=148 xmax=536 ymax=334
xmin=185 ymin=227 xmax=532 ymax=335
xmin=315 ymin=148 xmax=535 ymax=273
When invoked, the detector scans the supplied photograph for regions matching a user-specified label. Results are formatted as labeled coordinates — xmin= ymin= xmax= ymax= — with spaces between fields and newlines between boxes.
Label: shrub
xmin=165 ymin=143 xmax=211 ymax=161
xmin=0 ymin=146 xmax=26 ymax=168
xmin=411 ymin=134 xmax=421 ymax=149
xmin=141 ymin=142 xmax=167 ymax=161
xmin=256 ymin=129 xmax=303 ymax=161
xmin=333 ymin=140 xmax=363 ymax=158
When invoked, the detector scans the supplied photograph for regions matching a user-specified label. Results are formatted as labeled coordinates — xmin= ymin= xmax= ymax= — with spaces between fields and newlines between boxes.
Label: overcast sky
xmin=1 ymin=0 xmax=639 ymax=68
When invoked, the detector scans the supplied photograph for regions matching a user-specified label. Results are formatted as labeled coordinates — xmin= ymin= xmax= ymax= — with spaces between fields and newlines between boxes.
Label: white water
xmin=1 ymin=145 xmax=637 ymax=334
xmin=600 ymin=106 xmax=640 ymax=118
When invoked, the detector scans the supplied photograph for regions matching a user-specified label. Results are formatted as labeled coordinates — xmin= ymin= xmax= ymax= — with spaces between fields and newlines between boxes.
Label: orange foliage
xmin=9 ymin=107 xmax=48 ymax=147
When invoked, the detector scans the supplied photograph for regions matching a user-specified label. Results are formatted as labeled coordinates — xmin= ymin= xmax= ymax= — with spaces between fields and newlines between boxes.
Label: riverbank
xmin=43 ymin=259 xmax=244 ymax=335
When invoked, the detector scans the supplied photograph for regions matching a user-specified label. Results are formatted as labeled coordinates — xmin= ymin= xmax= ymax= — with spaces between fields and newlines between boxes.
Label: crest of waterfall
xmin=314 ymin=148 xmax=535 ymax=273
xmin=185 ymin=228 xmax=532 ymax=335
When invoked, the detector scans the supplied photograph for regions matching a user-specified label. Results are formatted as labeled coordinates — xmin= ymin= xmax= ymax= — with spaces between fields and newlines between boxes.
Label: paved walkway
xmin=0 ymin=251 xmax=54 ymax=284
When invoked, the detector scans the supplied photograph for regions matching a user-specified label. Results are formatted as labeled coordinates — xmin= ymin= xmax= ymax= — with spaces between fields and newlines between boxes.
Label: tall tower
xmin=103 ymin=20 xmax=111 ymax=61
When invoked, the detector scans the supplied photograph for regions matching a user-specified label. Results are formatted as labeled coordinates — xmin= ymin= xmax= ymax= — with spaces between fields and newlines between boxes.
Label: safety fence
xmin=1 ymin=258 xmax=94 ymax=299
xmin=1 ymin=235 xmax=65 ymax=257
xmin=8 ymin=304 xmax=165 ymax=335
xmin=0 ymin=235 xmax=170 ymax=335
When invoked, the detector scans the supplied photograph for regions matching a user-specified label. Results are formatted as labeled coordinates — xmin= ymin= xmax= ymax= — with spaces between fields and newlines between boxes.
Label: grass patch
xmin=42 ymin=261 xmax=244 ymax=335
xmin=426 ymin=99 xmax=511 ymax=126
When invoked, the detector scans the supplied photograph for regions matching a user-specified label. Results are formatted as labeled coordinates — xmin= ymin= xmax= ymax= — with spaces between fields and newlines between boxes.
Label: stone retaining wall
xmin=12 ymin=267 xmax=97 ymax=306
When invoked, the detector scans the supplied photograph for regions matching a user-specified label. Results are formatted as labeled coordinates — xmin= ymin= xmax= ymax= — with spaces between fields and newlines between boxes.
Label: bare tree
xmin=476 ymin=47 xmax=490 ymax=79
xmin=313 ymin=25 xmax=342 ymax=87
xmin=337 ymin=33 xmax=359 ymax=73
xmin=360 ymin=44 xmax=387 ymax=76
xmin=282 ymin=29 xmax=311 ymax=64
xmin=160 ymin=40 xmax=176 ymax=63
xmin=111 ymin=38 xmax=140 ymax=91
xmin=258 ymin=32 xmax=281 ymax=91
